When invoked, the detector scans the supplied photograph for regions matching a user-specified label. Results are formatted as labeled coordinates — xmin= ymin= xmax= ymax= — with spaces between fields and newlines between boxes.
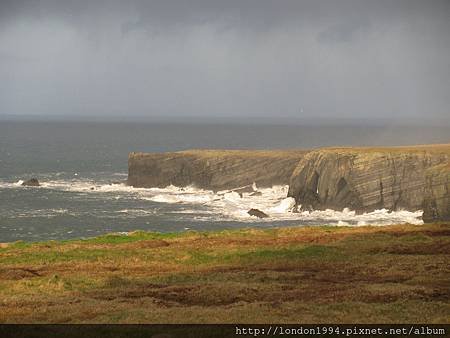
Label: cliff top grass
xmin=130 ymin=149 xmax=308 ymax=158
xmin=179 ymin=149 xmax=308 ymax=157
xmin=130 ymin=144 xmax=450 ymax=159
xmin=320 ymin=143 xmax=450 ymax=155
xmin=1 ymin=223 xmax=449 ymax=324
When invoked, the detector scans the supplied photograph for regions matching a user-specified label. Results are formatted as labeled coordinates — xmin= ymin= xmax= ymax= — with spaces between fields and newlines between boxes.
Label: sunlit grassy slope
xmin=0 ymin=223 xmax=449 ymax=323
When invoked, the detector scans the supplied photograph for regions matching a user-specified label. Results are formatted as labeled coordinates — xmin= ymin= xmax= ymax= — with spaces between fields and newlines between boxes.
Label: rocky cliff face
xmin=128 ymin=149 xmax=307 ymax=191
xmin=129 ymin=145 xmax=449 ymax=222
xmin=423 ymin=163 xmax=450 ymax=222
xmin=288 ymin=145 xmax=450 ymax=221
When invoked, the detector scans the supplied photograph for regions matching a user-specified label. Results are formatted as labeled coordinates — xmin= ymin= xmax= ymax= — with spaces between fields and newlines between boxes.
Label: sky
xmin=0 ymin=0 xmax=449 ymax=122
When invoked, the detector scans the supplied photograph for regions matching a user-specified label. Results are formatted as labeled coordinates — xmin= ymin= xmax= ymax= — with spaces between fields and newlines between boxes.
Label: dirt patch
xmin=2 ymin=223 xmax=450 ymax=323
xmin=374 ymin=242 xmax=450 ymax=255
xmin=125 ymin=240 xmax=170 ymax=249
xmin=0 ymin=268 xmax=42 ymax=280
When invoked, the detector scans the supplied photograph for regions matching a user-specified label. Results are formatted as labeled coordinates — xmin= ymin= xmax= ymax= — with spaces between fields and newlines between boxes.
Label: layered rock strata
xmin=128 ymin=145 xmax=450 ymax=222
xmin=288 ymin=144 xmax=450 ymax=221
xmin=128 ymin=149 xmax=307 ymax=191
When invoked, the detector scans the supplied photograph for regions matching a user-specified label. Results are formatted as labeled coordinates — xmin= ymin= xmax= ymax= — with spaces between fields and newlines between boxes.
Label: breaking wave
xmin=0 ymin=177 xmax=423 ymax=225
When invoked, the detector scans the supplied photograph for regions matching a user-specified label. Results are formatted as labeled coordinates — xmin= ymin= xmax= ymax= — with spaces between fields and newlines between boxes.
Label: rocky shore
xmin=128 ymin=144 xmax=450 ymax=222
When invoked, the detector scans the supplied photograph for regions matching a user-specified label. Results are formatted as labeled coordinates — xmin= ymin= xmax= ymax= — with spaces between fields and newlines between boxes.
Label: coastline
xmin=1 ymin=222 xmax=449 ymax=323
xmin=128 ymin=144 xmax=450 ymax=222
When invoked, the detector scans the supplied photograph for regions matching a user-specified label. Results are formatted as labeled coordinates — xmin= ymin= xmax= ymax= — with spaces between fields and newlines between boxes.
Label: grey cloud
xmin=317 ymin=20 xmax=371 ymax=44
xmin=4 ymin=0 xmax=447 ymax=34
xmin=0 ymin=0 xmax=449 ymax=121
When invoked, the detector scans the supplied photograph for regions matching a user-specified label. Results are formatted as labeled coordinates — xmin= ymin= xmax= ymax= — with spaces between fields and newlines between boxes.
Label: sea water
xmin=1 ymin=120 xmax=449 ymax=242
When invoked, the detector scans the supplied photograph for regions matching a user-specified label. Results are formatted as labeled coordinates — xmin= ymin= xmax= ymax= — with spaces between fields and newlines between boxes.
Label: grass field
xmin=0 ymin=223 xmax=449 ymax=323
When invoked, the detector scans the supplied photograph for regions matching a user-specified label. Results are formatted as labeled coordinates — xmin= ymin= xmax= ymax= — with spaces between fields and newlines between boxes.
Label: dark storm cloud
xmin=0 ymin=0 xmax=449 ymax=121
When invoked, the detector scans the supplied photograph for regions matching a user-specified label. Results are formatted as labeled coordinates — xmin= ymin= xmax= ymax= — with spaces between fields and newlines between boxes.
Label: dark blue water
xmin=1 ymin=120 xmax=449 ymax=242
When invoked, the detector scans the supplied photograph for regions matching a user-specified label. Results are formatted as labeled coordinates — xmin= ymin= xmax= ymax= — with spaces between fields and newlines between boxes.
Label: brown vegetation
xmin=0 ymin=223 xmax=449 ymax=323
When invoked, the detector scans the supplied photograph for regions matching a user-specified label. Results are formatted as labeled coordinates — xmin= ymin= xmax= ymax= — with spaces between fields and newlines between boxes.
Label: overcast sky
xmin=1 ymin=0 xmax=449 ymax=121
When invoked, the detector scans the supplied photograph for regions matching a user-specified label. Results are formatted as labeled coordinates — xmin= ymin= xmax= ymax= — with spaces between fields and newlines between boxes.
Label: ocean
xmin=1 ymin=119 xmax=449 ymax=242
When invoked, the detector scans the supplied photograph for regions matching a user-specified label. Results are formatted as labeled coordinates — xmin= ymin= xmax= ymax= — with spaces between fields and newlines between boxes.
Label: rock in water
xmin=22 ymin=178 xmax=40 ymax=187
xmin=232 ymin=185 xmax=254 ymax=194
xmin=249 ymin=191 xmax=262 ymax=196
xmin=248 ymin=208 xmax=269 ymax=218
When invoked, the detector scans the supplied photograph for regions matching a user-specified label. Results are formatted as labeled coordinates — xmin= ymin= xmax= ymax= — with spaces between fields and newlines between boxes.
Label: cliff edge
xmin=128 ymin=144 xmax=449 ymax=222
xmin=288 ymin=144 xmax=450 ymax=222
xmin=128 ymin=149 xmax=307 ymax=191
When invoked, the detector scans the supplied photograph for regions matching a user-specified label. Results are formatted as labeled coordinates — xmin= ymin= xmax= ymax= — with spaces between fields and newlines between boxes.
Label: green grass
xmin=0 ymin=223 xmax=449 ymax=323
xmin=237 ymin=245 xmax=338 ymax=261
xmin=79 ymin=230 xmax=184 ymax=244
xmin=0 ymin=247 xmax=137 ymax=265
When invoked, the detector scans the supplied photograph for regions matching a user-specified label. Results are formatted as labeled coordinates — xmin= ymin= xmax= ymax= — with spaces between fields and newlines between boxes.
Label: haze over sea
xmin=1 ymin=118 xmax=449 ymax=242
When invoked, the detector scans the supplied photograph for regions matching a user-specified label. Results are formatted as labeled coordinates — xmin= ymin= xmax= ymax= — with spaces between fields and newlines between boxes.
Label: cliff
xmin=288 ymin=144 xmax=450 ymax=221
xmin=128 ymin=149 xmax=307 ymax=191
xmin=128 ymin=144 xmax=449 ymax=222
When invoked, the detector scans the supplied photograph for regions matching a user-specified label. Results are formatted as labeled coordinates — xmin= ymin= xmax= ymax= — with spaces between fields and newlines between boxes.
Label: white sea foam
xmin=139 ymin=185 xmax=423 ymax=225
xmin=270 ymin=197 xmax=296 ymax=213
xmin=337 ymin=220 xmax=350 ymax=226
xmin=0 ymin=177 xmax=424 ymax=225
xmin=0 ymin=180 xmax=25 ymax=188
xmin=147 ymin=192 xmax=214 ymax=204
xmin=116 ymin=209 xmax=156 ymax=216
xmin=12 ymin=208 xmax=72 ymax=218
xmin=223 ymin=191 xmax=242 ymax=203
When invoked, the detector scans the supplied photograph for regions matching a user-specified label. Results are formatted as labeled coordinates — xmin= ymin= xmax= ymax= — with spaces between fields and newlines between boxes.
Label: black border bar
xmin=0 ymin=324 xmax=449 ymax=338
